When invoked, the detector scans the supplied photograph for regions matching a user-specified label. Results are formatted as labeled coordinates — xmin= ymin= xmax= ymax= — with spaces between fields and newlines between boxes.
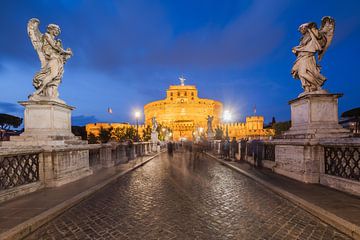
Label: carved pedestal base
xmin=6 ymin=100 xmax=85 ymax=146
xmin=273 ymin=92 xmax=352 ymax=184
xmin=207 ymin=131 xmax=215 ymax=141
xmin=283 ymin=93 xmax=350 ymax=139
xmin=1 ymin=100 xmax=92 ymax=187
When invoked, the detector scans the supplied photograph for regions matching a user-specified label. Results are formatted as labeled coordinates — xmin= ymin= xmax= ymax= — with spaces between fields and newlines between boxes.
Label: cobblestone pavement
xmin=25 ymin=150 xmax=351 ymax=240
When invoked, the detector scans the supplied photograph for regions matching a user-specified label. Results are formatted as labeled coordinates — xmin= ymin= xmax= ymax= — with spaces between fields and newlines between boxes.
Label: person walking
xmin=167 ymin=141 xmax=174 ymax=157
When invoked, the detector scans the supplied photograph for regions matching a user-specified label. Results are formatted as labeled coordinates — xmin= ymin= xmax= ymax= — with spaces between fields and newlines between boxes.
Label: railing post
xmin=100 ymin=143 xmax=113 ymax=168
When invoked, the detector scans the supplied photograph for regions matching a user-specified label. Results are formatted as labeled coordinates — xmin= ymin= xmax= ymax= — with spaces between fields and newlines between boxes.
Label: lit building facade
xmin=143 ymin=79 xmax=274 ymax=141
xmin=85 ymin=79 xmax=274 ymax=141
xmin=144 ymin=82 xmax=222 ymax=140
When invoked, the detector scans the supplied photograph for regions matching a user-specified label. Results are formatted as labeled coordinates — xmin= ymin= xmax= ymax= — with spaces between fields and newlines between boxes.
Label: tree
xmin=125 ymin=126 xmax=137 ymax=141
xmin=112 ymin=127 xmax=126 ymax=142
xmin=0 ymin=113 xmax=23 ymax=140
xmin=272 ymin=121 xmax=291 ymax=136
xmin=341 ymin=107 xmax=360 ymax=134
xmin=156 ymin=124 xmax=171 ymax=141
xmin=98 ymin=126 xmax=112 ymax=143
xmin=271 ymin=116 xmax=276 ymax=126
xmin=72 ymin=126 xmax=87 ymax=140
xmin=87 ymin=132 xmax=98 ymax=144
xmin=215 ymin=126 xmax=224 ymax=140
xmin=142 ymin=125 xmax=152 ymax=141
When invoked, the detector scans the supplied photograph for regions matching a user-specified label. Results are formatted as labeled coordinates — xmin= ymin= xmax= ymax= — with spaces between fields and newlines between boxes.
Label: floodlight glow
xmin=223 ymin=110 xmax=232 ymax=122
xmin=134 ymin=111 xmax=141 ymax=119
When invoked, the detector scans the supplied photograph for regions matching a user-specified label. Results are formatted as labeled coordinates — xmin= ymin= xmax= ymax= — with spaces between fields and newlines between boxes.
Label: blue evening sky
xmin=0 ymin=0 xmax=359 ymax=126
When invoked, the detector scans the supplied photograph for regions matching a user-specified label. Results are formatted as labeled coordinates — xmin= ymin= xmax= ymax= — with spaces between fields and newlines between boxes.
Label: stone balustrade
xmin=0 ymin=141 xmax=155 ymax=203
xmin=210 ymin=139 xmax=360 ymax=196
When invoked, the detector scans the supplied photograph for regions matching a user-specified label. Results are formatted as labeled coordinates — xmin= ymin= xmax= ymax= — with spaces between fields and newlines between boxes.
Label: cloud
xmin=0 ymin=102 xmax=22 ymax=114
xmin=0 ymin=0 xmax=287 ymax=74
xmin=72 ymin=115 xmax=100 ymax=126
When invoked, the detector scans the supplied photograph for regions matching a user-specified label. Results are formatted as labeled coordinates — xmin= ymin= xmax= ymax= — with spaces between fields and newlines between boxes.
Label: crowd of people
xmin=166 ymin=138 xmax=239 ymax=161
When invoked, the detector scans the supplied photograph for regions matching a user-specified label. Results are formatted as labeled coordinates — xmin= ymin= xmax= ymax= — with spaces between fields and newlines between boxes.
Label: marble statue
xmin=179 ymin=76 xmax=186 ymax=86
xmin=291 ymin=16 xmax=335 ymax=94
xmin=27 ymin=18 xmax=73 ymax=101
xmin=151 ymin=116 xmax=158 ymax=132
xmin=206 ymin=115 xmax=215 ymax=140
xmin=207 ymin=115 xmax=214 ymax=132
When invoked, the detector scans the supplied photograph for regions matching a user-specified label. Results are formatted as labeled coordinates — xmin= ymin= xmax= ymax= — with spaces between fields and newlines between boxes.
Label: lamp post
xmin=134 ymin=111 xmax=141 ymax=141
xmin=223 ymin=110 xmax=232 ymax=140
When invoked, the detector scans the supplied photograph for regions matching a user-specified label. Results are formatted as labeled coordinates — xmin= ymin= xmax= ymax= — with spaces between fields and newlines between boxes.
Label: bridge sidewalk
xmin=206 ymin=153 xmax=360 ymax=240
xmin=0 ymin=152 xmax=161 ymax=240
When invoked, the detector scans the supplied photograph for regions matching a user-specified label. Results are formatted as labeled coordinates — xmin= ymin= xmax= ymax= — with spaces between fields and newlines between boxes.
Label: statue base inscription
xmin=283 ymin=93 xmax=350 ymax=139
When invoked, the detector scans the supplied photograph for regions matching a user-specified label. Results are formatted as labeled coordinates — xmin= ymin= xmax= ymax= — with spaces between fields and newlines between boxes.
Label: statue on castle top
xmin=179 ymin=76 xmax=186 ymax=86
xmin=27 ymin=18 xmax=73 ymax=102
xmin=291 ymin=16 xmax=335 ymax=94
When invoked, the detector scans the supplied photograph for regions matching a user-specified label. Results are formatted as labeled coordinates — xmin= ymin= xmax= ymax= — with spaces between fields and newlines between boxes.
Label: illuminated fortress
xmin=143 ymin=78 xmax=274 ymax=140
xmin=144 ymin=78 xmax=222 ymax=140
xmin=86 ymin=78 xmax=274 ymax=141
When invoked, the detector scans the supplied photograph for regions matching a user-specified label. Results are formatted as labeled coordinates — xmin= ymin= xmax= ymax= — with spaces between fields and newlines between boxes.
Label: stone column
xmin=100 ymin=144 xmax=114 ymax=168
xmin=41 ymin=146 xmax=92 ymax=187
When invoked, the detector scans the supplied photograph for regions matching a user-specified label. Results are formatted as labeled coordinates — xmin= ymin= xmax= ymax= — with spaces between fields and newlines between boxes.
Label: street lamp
xmin=134 ymin=110 xmax=141 ymax=141
xmin=223 ymin=110 xmax=232 ymax=140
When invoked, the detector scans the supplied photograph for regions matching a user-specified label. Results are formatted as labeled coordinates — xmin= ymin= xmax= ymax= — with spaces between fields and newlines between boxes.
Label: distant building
xmin=85 ymin=122 xmax=146 ymax=138
xmin=86 ymin=79 xmax=274 ymax=141
xmin=340 ymin=107 xmax=360 ymax=134
xmin=143 ymin=79 xmax=274 ymax=141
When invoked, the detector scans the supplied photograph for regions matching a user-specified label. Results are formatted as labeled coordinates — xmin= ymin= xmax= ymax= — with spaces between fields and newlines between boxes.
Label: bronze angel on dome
xmin=27 ymin=18 xmax=73 ymax=101
xmin=291 ymin=16 xmax=335 ymax=94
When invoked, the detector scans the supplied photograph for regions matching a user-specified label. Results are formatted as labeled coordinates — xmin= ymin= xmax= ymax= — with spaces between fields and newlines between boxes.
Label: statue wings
xmin=318 ymin=16 xmax=335 ymax=61
xmin=27 ymin=18 xmax=46 ymax=68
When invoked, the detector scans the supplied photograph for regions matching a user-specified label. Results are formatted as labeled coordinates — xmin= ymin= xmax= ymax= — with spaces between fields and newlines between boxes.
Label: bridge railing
xmin=0 ymin=141 xmax=157 ymax=203
xmin=0 ymin=151 xmax=41 ymax=191
xmin=323 ymin=145 xmax=360 ymax=182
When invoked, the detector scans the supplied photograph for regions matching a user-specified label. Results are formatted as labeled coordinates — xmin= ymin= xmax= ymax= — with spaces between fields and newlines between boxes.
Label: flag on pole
xmin=107 ymin=107 xmax=113 ymax=114
xmin=253 ymin=105 xmax=257 ymax=115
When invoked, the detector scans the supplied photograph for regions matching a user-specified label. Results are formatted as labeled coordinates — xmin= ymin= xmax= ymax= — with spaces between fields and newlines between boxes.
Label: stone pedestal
xmin=284 ymin=93 xmax=350 ymax=139
xmin=273 ymin=93 xmax=351 ymax=183
xmin=1 ymin=99 xmax=91 ymax=187
xmin=5 ymin=100 xmax=85 ymax=146
xmin=272 ymin=139 xmax=323 ymax=183
xmin=207 ymin=130 xmax=215 ymax=141
xmin=151 ymin=132 xmax=159 ymax=143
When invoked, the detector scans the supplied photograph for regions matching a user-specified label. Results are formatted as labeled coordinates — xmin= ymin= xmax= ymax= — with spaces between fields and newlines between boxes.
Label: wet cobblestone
xmin=25 ymin=151 xmax=352 ymax=239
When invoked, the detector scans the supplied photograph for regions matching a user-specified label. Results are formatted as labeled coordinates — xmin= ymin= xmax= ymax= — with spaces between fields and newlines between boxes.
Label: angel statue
xmin=151 ymin=116 xmax=158 ymax=133
xmin=27 ymin=18 xmax=73 ymax=102
xmin=291 ymin=16 xmax=335 ymax=94
xmin=206 ymin=115 xmax=214 ymax=132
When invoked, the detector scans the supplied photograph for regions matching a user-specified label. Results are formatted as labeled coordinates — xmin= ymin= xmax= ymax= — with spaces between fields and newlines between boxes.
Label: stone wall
xmin=272 ymin=139 xmax=360 ymax=196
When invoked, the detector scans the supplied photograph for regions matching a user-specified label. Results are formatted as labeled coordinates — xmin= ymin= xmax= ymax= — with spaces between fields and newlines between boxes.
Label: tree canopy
xmin=341 ymin=107 xmax=360 ymax=118
xmin=0 ymin=113 xmax=22 ymax=130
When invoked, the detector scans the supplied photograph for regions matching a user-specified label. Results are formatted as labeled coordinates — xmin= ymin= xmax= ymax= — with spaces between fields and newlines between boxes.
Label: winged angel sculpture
xmin=27 ymin=18 xmax=73 ymax=101
xmin=291 ymin=16 xmax=335 ymax=94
